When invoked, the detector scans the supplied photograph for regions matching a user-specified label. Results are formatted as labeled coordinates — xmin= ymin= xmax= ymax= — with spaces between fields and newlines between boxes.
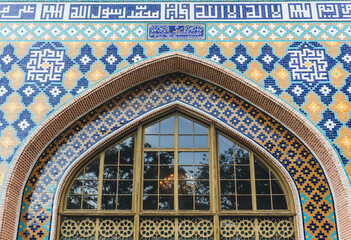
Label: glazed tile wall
xmin=20 ymin=73 xmax=337 ymax=239
xmin=0 ymin=22 xmax=350 ymax=182
xmin=0 ymin=19 xmax=350 ymax=239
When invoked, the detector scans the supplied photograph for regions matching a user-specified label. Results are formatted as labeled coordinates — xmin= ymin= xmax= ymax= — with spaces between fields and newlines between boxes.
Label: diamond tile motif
xmin=0 ymin=44 xmax=18 ymax=74
xmin=100 ymin=44 xmax=123 ymax=74
xmin=230 ymin=44 xmax=253 ymax=73
xmin=74 ymin=44 xmax=97 ymax=74
xmin=256 ymin=44 xmax=279 ymax=73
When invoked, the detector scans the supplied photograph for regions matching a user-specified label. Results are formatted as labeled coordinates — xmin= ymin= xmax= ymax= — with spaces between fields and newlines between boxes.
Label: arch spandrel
xmin=0 ymin=53 xmax=350 ymax=239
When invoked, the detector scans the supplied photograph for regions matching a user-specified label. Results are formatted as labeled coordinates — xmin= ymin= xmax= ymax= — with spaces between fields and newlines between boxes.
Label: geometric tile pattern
xmin=0 ymin=37 xmax=349 ymax=180
xmin=2 ymin=23 xmax=351 ymax=41
xmin=18 ymin=73 xmax=337 ymax=240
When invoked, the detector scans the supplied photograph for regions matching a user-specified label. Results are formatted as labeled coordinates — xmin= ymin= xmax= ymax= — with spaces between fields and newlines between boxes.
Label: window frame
xmin=58 ymin=110 xmax=296 ymax=239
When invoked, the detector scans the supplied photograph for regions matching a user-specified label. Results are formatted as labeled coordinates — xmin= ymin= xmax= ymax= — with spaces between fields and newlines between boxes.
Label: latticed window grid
xmin=59 ymin=112 xmax=295 ymax=240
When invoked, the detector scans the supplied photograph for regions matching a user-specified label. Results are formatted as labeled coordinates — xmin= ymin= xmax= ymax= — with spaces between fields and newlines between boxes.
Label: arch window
xmin=59 ymin=113 xmax=295 ymax=239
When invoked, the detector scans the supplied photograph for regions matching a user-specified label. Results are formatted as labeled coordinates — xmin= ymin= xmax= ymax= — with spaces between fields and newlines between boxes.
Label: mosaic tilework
xmin=18 ymin=73 xmax=337 ymax=239
xmin=0 ymin=38 xmax=350 ymax=173
xmin=2 ymin=23 xmax=351 ymax=41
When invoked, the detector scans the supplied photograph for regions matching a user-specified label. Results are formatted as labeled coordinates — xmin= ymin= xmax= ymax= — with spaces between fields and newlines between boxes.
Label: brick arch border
xmin=0 ymin=51 xmax=350 ymax=239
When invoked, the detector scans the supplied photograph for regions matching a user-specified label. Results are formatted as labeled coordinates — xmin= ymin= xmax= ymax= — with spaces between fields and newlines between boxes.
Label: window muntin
xmin=60 ymin=113 xmax=295 ymax=239
xmin=65 ymin=135 xmax=135 ymax=211
xmin=142 ymin=114 xmax=210 ymax=211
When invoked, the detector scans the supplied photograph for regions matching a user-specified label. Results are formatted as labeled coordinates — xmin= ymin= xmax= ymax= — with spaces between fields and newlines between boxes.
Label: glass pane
xmin=179 ymin=135 xmax=193 ymax=148
xmin=101 ymin=196 xmax=116 ymax=210
xmin=76 ymin=170 xmax=84 ymax=180
xmin=220 ymin=166 xmax=234 ymax=179
xmin=195 ymin=181 xmax=209 ymax=194
xmin=67 ymin=195 xmax=81 ymax=209
xmin=237 ymin=180 xmax=251 ymax=194
xmin=257 ymin=196 xmax=272 ymax=210
xmin=102 ymin=180 xmax=117 ymax=194
xmin=120 ymin=136 xmax=134 ymax=164
xmin=105 ymin=145 xmax=118 ymax=164
xmin=119 ymin=166 xmax=133 ymax=179
xmin=160 ymin=152 xmax=174 ymax=165
xmin=195 ymin=196 xmax=210 ymax=210
xmin=179 ymin=152 xmax=193 ymax=165
xmin=103 ymin=166 xmax=118 ymax=179
xmin=160 ymin=135 xmax=174 ymax=148
xmin=236 ymin=166 xmax=250 ymax=179
xmin=179 ymin=166 xmax=193 ymax=179
xmin=144 ymin=166 xmax=158 ymax=179
xmin=194 ymin=166 xmax=209 ymax=179
xmin=194 ymin=152 xmax=208 ymax=165
xmin=194 ymin=135 xmax=208 ymax=148
xmin=160 ymin=116 xmax=174 ymax=134
xmin=179 ymin=196 xmax=193 ymax=210
xmin=118 ymin=181 xmax=133 ymax=194
xmin=82 ymin=195 xmax=98 ymax=209
xmin=219 ymin=135 xmax=233 ymax=165
xmin=254 ymin=158 xmax=270 ymax=179
xmin=84 ymin=180 xmax=99 ymax=194
xmin=85 ymin=158 xmax=100 ymax=179
xmin=179 ymin=180 xmax=193 ymax=194
xmin=237 ymin=196 xmax=252 ymax=210
xmin=145 ymin=122 xmax=159 ymax=134
xmin=179 ymin=116 xmax=193 ymax=134
xmin=143 ymin=181 xmax=158 ymax=194
xmin=273 ymin=196 xmax=288 ymax=209
xmin=256 ymin=180 xmax=270 ymax=194
xmin=272 ymin=180 xmax=284 ymax=194
xmin=144 ymin=152 xmax=158 ymax=164
xmin=221 ymin=195 xmax=236 ymax=210
xmin=145 ymin=135 xmax=158 ymax=148
xmin=235 ymin=144 xmax=249 ymax=164
xmin=159 ymin=180 xmax=174 ymax=194
xmin=221 ymin=181 xmax=235 ymax=194
xmin=159 ymin=196 xmax=174 ymax=210
xmin=194 ymin=123 xmax=208 ymax=134
xmin=69 ymin=180 xmax=83 ymax=194
xmin=118 ymin=195 xmax=132 ymax=210
xmin=159 ymin=166 xmax=174 ymax=179
xmin=143 ymin=195 xmax=157 ymax=210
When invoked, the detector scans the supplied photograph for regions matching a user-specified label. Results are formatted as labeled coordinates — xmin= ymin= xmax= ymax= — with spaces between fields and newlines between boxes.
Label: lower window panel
xmin=59 ymin=216 xmax=294 ymax=240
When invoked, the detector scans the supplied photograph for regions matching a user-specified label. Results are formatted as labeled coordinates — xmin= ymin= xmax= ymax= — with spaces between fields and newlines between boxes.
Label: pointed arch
xmin=0 ymin=52 xmax=350 ymax=239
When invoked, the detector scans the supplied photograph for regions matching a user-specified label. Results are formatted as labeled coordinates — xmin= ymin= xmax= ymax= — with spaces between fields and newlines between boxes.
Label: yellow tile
xmin=302 ymin=92 xmax=325 ymax=123
xmin=64 ymin=65 xmax=82 ymax=91
xmin=86 ymin=62 xmax=108 ymax=85
xmin=271 ymin=65 xmax=290 ymax=90
xmin=0 ymin=127 xmax=20 ymax=159
xmin=330 ymin=92 xmax=351 ymax=123
xmin=331 ymin=64 xmax=347 ymax=89
xmin=90 ymin=42 xmax=110 ymax=58
xmin=245 ymin=61 xmax=266 ymax=85
xmin=335 ymin=127 xmax=351 ymax=159
xmin=0 ymin=93 xmax=24 ymax=122
xmin=7 ymin=65 xmax=24 ymax=90
xmin=63 ymin=42 xmax=86 ymax=59
xmin=0 ymin=163 xmax=8 ymax=192
xmin=28 ymin=93 xmax=51 ymax=123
